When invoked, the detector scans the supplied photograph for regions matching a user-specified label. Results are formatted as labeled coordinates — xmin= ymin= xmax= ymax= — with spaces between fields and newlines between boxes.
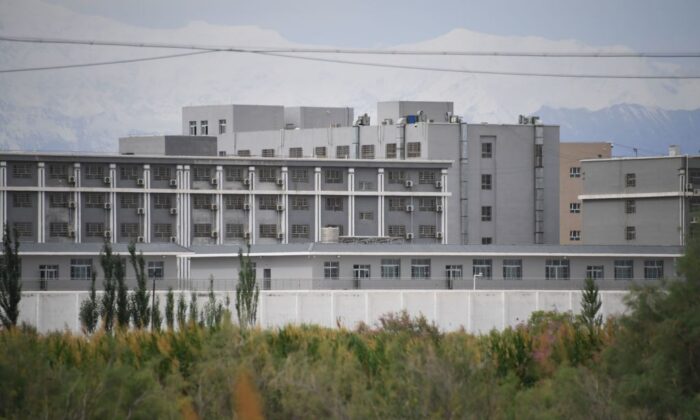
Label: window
xmin=353 ymin=264 xmax=371 ymax=279
xmin=388 ymin=197 xmax=406 ymax=211
xmin=481 ymin=206 xmax=492 ymax=222
xmin=193 ymin=167 xmax=211 ymax=182
xmin=120 ymin=223 xmax=139 ymax=238
xmin=291 ymin=224 xmax=309 ymax=238
xmin=238 ymin=150 xmax=251 ymax=157
xmin=154 ymin=224 xmax=173 ymax=238
xmin=535 ymin=144 xmax=543 ymax=167
xmin=481 ymin=142 xmax=493 ymax=158
xmin=226 ymin=224 xmax=244 ymax=239
xmin=419 ymin=225 xmax=436 ymax=238
xmin=324 ymin=261 xmax=339 ymax=279
xmin=625 ymin=226 xmax=636 ymax=241
xmin=324 ymin=169 xmax=342 ymax=184
xmin=336 ymin=145 xmax=350 ymax=159
xmin=419 ymin=171 xmax=437 ymax=184
xmin=569 ymin=230 xmax=581 ymax=241
xmin=13 ymin=192 xmax=31 ymax=208
xmin=325 ymin=197 xmax=343 ymax=211
xmin=193 ymin=223 xmax=212 ymax=237
xmin=120 ymin=193 xmax=139 ymax=209
xmin=569 ymin=167 xmax=581 ymax=178
xmin=406 ymin=142 xmax=421 ymax=158
xmin=481 ymin=237 xmax=493 ymax=245
xmin=193 ymin=195 xmax=212 ymax=209
xmin=226 ymin=167 xmax=244 ymax=182
xmin=291 ymin=196 xmax=309 ymax=210
xmin=545 ymin=259 xmax=570 ymax=280
xmin=12 ymin=163 xmax=31 ymax=178
xmin=85 ymin=193 xmax=104 ymax=208
xmin=625 ymin=199 xmax=636 ymax=214
xmin=120 ymin=166 xmax=139 ymax=181
xmin=359 ymin=212 xmax=374 ymax=221
xmin=358 ymin=181 xmax=374 ymax=191
xmin=446 ymin=265 xmax=463 ymax=280
xmin=200 ymin=120 xmax=208 ymax=135
xmin=49 ymin=192 xmax=69 ymax=208
xmin=153 ymin=166 xmax=172 ymax=181
xmin=258 ymin=167 xmax=276 ymax=183
xmin=39 ymin=265 xmax=59 ymax=284
xmin=387 ymin=170 xmax=405 ymax=184
xmin=85 ymin=223 xmax=104 ymax=237
xmin=259 ymin=224 xmax=277 ymax=238
xmin=85 ymin=165 xmax=104 ymax=180
xmin=314 ymin=147 xmax=327 ymax=158
xmin=644 ymin=260 xmax=664 ymax=280
xmin=154 ymin=194 xmax=171 ymax=209
xmin=225 ymin=195 xmax=245 ymax=210
xmin=411 ymin=259 xmax=431 ymax=279
xmin=360 ymin=145 xmax=375 ymax=159
xmin=259 ymin=195 xmax=277 ymax=210
xmin=218 ymin=119 xmax=227 ymax=134
xmin=473 ymin=259 xmax=492 ymax=279
xmin=189 ymin=121 xmax=197 ymax=135
xmin=381 ymin=259 xmax=401 ymax=278
xmin=13 ymin=222 xmax=32 ymax=238
xmin=262 ymin=149 xmax=275 ymax=158
xmin=291 ymin=168 xmax=308 ymax=183
xmin=569 ymin=202 xmax=581 ymax=214
xmin=419 ymin=197 xmax=437 ymax=211
xmin=385 ymin=143 xmax=397 ymax=159
xmin=625 ymin=173 xmax=636 ymax=187
xmin=503 ymin=259 xmax=522 ymax=280
xmin=70 ymin=259 xmax=92 ymax=280
xmin=48 ymin=164 xmax=68 ymax=180
xmin=388 ymin=225 xmax=406 ymax=238
xmin=289 ymin=147 xmax=303 ymax=158
xmin=481 ymin=174 xmax=492 ymax=190
xmin=614 ymin=260 xmax=634 ymax=280
xmin=50 ymin=222 xmax=69 ymax=237
xmin=586 ymin=265 xmax=604 ymax=280
xmin=147 ymin=261 xmax=164 ymax=279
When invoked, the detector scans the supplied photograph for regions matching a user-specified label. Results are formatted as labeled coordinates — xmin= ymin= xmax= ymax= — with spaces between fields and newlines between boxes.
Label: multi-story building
xmin=560 ymin=142 xmax=612 ymax=244
xmin=580 ymin=147 xmax=700 ymax=246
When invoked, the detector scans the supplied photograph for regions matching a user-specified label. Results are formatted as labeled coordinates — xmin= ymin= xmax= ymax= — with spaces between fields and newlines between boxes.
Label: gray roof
xmin=18 ymin=242 xmax=194 ymax=255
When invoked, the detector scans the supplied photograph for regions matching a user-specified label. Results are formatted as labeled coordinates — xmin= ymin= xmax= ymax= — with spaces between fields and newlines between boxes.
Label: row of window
xmin=189 ymin=119 xmax=227 ymax=136
xmin=323 ymin=259 xmax=665 ymax=280
xmin=568 ymin=200 xmax=637 ymax=215
xmin=569 ymin=167 xmax=638 ymax=188
xmin=41 ymin=260 xmax=164 ymax=281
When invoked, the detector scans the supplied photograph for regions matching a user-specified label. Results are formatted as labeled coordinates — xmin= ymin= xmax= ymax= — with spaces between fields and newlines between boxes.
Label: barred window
xmin=152 ymin=166 xmax=172 ymax=181
xmin=200 ymin=120 xmax=208 ymax=135
xmin=84 ymin=193 xmax=104 ymax=208
xmin=226 ymin=224 xmax=244 ymax=239
xmin=50 ymin=222 xmax=69 ymax=237
xmin=419 ymin=225 xmax=436 ymax=238
xmin=314 ymin=147 xmax=327 ymax=158
xmin=418 ymin=171 xmax=437 ymax=184
xmin=219 ymin=119 xmax=227 ymax=134
xmin=387 ymin=170 xmax=405 ymax=184
xmin=411 ymin=259 xmax=431 ymax=279
xmin=586 ymin=265 xmax=604 ymax=280
xmin=625 ymin=199 xmax=636 ymax=214
xmin=614 ymin=260 xmax=634 ymax=280
xmin=13 ymin=222 xmax=32 ymax=238
xmin=259 ymin=224 xmax=277 ymax=238
xmin=12 ymin=163 xmax=32 ymax=178
xmin=154 ymin=224 xmax=173 ymax=238
xmin=259 ymin=195 xmax=277 ymax=210
xmin=418 ymin=197 xmax=436 ymax=211
xmin=569 ymin=202 xmax=581 ymax=213
xmin=381 ymin=259 xmax=401 ymax=278
xmin=503 ymin=259 xmax=522 ymax=280
xmin=569 ymin=230 xmax=581 ymax=241
xmin=388 ymin=198 xmax=406 ymax=211
xmin=481 ymin=206 xmax=492 ymax=221
xmin=406 ymin=142 xmax=421 ymax=158
xmin=226 ymin=167 xmax=244 ymax=182
xmin=387 ymin=225 xmax=406 ymax=237
xmin=189 ymin=121 xmax=196 ymax=135
xmin=644 ymin=260 xmax=664 ymax=280
xmin=625 ymin=173 xmax=636 ymax=187
xmin=153 ymin=194 xmax=171 ymax=209
xmin=625 ymin=226 xmax=636 ymax=241
xmin=291 ymin=224 xmax=310 ymax=238
xmin=545 ymin=259 xmax=570 ymax=280
xmin=385 ymin=143 xmax=397 ymax=159
xmin=237 ymin=150 xmax=251 ymax=157
xmin=481 ymin=142 xmax=493 ymax=158
xmin=569 ymin=167 xmax=581 ymax=178
xmin=120 ymin=193 xmax=139 ymax=209
xmin=85 ymin=222 xmax=105 ymax=237
xmin=324 ymin=169 xmax=342 ymax=184
xmin=359 ymin=212 xmax=373 ymax=221
xmin=225 ymin=195 xmax=245 ymax=210
xmin=48 ymin=164 xmax=68 ymax=180
xmin=193 ymin=167 xmax=211 ymax=182
xmin=147 ymin=261 xmax=164 ymax=279
xmin=258 ymin=167 xmax=276 ymax=183
xmin=120 ymin=223 xmax=139 ymax=238
xmin=193 ymin=195 xmax=212 ymax=209
xmin=289 ymin=147 xmax=303 ymax=158
xmin=291 ymin=168 xmax=309 ymax=183
xmin=473 ymin=259 xmax=493 ymax=279
xmin=325 ymin=197 xmax=343 ymax=211
xmin=291 ymin=196 xmax=309 ymax=210
xmin=85 ymin=165 xmax=104 ymax=180
xmin=336 ymin=145 xmax=350 ymax=159
xmin=262 ymin=149 xmax=275 ymax=158
xmin=13 ymin=192 xmax=31 ymax=208
xmin=481 ymin=174 xmax=492 ymax=190
xmin=360 ymin=144 xmax=375 ymax=159
xmin=324 ymin=261 xmax=339 ymax=279
xmin=70 ymin=259 xmax=92 ymax=280
xmin=120 ymin=166 xmax=140 ymax=180
xmin=193 ymin=223 xmax=212 ymax=237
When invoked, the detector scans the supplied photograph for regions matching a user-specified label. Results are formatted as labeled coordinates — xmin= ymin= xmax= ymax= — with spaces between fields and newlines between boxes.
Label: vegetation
xmin=0 ymin=225 xmax=21 ymax=329
xmin=236 ymin=243 xmax=259 ymax=328
xmin=128 ymin=243 xmax=150 ymax=329
xmin=78 ymin=271 xmax=99 ymax=334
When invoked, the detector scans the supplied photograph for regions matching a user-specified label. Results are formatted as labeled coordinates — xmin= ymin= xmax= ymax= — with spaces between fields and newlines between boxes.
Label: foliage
xmin=128 ymin=242 xmax=150 ymax=329
xmin=188 ymin=291 xmax=199 ymax=327
xmin=151 ymin=295 xmax=163 ymax=332
xmin=176 ymin=292 xmax=187 ymax=330
xmin=115 ymin=254 xmax=129 ymax=329
xmin=235 ymin=243 xmax=259 ymax=328
xmin=79 ymin=271 xmax=99 ymax=334
xmin=204 ymin=276 xmax=226 ymax=329
xmin=99 ymin=241 xmax=117 ymax=333
xmin=165 ymin=288 xmax=175 ymax=331
xmin=0 ymin=225 xmax=21 ymax=329
xmin=579 ymin=277 xmax=602 ymax=330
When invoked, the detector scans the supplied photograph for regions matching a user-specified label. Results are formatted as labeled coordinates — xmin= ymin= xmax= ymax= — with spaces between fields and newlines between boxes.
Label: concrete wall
xmin=377 ymin=101 xmax=454 ymax=124
xmin=284 ymin=106 xmax=354 ymax=129
xmin=17 ymin=289 xmax=629 ymax=334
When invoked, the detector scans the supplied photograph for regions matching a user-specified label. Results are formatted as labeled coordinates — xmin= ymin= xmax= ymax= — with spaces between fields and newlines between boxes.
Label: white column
xmin=37 ymin=162 xmax=45 ymax=243
xmin=72 ymin=163 xmax=81 ymax=243
xmin=109 ymin=164 xmax=117 ymax=243
xmin=0 ymin=162 xmax=6 ymax=240
xmin=280 ymin=166 xmax=288 ymax=244
xmin=248 ymin=166 xmax=256 ymax=244
xmin=183 ymin=165 xmax=191 ymax=247
xmin=441 ymin=168 xmax=448 ymax=244
xmin=176 ymin=165 xmax=183 ymax=245
xmin=377 ymin=168 xmax=384 ymax=236
xmin=216 ymin=165 xmax=223 ymax=245
xmin=347 ymin=168 xmax=355 ymax=237
xmin=314 ymin=167 xmax=322 ymax=242
xmin=143 ymin=164 xmax=151 ymax=243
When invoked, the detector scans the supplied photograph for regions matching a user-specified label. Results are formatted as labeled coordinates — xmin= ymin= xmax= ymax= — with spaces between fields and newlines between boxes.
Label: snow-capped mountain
xmin=0 ymin=0 xmax=699 ymax=153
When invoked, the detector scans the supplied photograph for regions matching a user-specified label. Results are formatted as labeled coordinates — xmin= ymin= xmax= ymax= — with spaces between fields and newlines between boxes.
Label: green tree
xmin=79 ymin=271 xmax=99 ymax=334
xmin=100 ymin=241 xmax=117 ymax=332
xmin=176 ymin=292 xmax=187 ymax=329
xmin=0 ymin=225 xmax=21 ymax=329
xmin=151 ymin=295 xmax=162 ymax=332
xmin=579 ymin=277 xmax=602 ymax=330
xmin=235 ymin=243 xmax=259 ymax=328
xmin=115 ymin=255 xmax=130 ymax=329
xmin=165 ymin=287 xmax=175 ymax=331
xmin=188 ymin=291 xmax=198 ymax=326
xmin=128 ymin=243 xmax=150 ymax=329
xmin=204 ymin=276 xmax=224 ymax=329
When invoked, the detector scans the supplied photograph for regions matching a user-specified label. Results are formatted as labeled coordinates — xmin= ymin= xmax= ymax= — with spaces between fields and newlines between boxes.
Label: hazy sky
xmin=45 ymin=0 xmax=700 ymax=50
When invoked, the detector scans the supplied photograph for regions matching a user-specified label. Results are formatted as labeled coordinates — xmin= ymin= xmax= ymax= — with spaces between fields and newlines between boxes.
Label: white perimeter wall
xmin=18 ymin=290 xmax=629 ymax=334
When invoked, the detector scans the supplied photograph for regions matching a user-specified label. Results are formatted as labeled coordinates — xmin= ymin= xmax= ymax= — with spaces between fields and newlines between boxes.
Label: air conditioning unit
xmin=405 ymin=232 xmax=414 ymax=240
xmin=243 ymin=203 xmax=251 ymax=211
xmin=137 ymin=236 xmax=145 ymax=243
xmin=686 ymin=183 xmax=694 ymax=191
xmin=169 ymin=208 xmax=177 ymax=215
xmin=404 ymin=180 xmax=414 ymax=188
xmin=137 ymin=207 xmax=145 ymax=215
xmin=103 ymin=177 xmax=111 ymax=185
xmin=210 ymin=203 xmax=218 ymax=211
xmin=276 ymin=204 xmax=285 ymax=212
xmin=68 ymin=176 xmax=76 ymax=185
xmin=243 ymin=179 xmax=251 ymax=187
xmin=436 ymin=205 xmax=443 ymax=213
xmin=436 ymin=232 xmax=443 ymax=239
xmin=103 ymin=230 xmax=112 ymax=238
xmin=405 ymin=204 xmax=414 ymax=212
xmin=210 ymin=177 xmax=218 ymax=186
xmin=68 ymin=201 xmax=76 ymax=209
xmin=276 ymin=178 xmax=284 ymax=186
xmin=169 ymin=179 xmax=177 ymax=187
xmin=136 ymin=178 xmax=145 ymax=186
xmin=211 ymin=231 xmax=218 ymax=239
xmin=68 ymin=229 xmax=76 ymax=238
xmin=277 ymin=232 xmax=284 ymax=240
xmin=103 ymin=202 xmax=111 ymax=210
xmin=435 ymin=180 xmax=443 ymax=189
xmin=170 ymin=236 xmax=177 ymax=243
xmin=244 ymin=231 xmax=251 ymax=239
